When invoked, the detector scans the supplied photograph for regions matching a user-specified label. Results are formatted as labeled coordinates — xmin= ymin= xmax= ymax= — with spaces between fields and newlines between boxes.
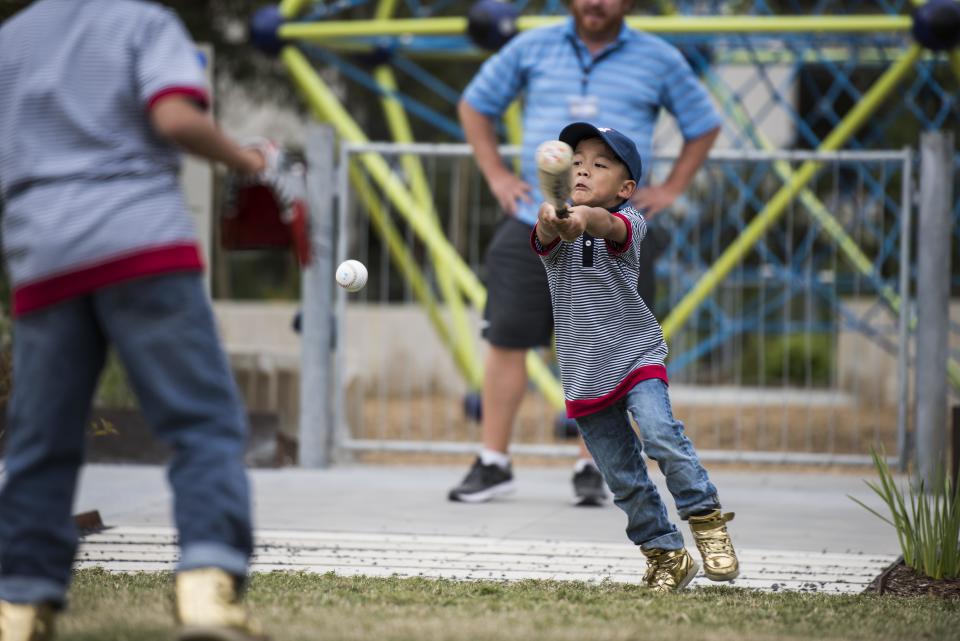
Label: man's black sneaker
xmin=572 ymin=463 xmax=608 ymax=506
xmin=448 ymin=457 xmax=515 ymax=503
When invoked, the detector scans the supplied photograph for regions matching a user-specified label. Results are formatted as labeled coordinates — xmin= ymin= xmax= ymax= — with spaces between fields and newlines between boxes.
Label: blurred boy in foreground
xmin=0 ymin=1 xmax=287 ymax=639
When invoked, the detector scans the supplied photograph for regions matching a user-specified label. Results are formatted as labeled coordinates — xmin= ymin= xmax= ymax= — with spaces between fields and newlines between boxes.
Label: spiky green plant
xmin=850 ymin=449 xmax=960 ymax=579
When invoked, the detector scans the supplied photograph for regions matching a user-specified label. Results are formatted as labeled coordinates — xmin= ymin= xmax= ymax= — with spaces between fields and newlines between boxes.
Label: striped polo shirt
xmin=463 ymin=17 xmax=721 ymax=227
xmin=0 ymin=0 xmax=209 ymax=315
xmin=532 ymin=203 xmax=668 ymax=418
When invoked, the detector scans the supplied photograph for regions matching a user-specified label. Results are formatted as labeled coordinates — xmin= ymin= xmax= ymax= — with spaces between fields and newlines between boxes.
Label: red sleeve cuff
xmin=146 ymin=86 xmax=210 ymax=112
xmin=604 ymin=212 xmax=634 ymax=255
xmin=531 ymin=223 xmax=561 ymax=255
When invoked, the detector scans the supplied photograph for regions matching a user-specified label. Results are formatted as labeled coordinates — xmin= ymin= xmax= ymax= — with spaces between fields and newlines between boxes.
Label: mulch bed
xmin=864 ymin=557 xmax=960 ymax=598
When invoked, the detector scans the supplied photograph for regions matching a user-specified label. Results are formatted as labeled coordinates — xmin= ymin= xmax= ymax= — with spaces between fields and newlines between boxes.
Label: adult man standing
xmin=449 ymin=0 xmax=722 ymax=504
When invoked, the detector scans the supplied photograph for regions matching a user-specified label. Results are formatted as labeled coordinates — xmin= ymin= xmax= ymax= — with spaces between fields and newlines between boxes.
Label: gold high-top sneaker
xmin=0 ymin=601 xmax=55 ymax=641
xmin=175 ymin=568 xmax=268 ymax=641
xmin=688 ymin=510 xmax=739 ymax=581
xmin=641 ymin=548 xmax=699 ymax=593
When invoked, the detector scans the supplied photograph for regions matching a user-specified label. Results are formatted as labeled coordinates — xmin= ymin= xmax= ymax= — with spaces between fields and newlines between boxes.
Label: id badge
xmin=567 ymin=95 xmax=599 ymax=119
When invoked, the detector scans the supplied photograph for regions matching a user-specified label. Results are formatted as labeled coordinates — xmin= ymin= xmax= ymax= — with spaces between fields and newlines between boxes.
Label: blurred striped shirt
xmin=0 ymin=0 xmax=209 ymax=314
xmin=532 ymin=203 xmax=668 ymax=418
xmin=463 ymin=17 xmax=721 ymax=227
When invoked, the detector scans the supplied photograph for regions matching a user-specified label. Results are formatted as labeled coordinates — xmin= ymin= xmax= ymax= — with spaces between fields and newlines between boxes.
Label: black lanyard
xmin=566 ymin=33 xmax=625 ymax=96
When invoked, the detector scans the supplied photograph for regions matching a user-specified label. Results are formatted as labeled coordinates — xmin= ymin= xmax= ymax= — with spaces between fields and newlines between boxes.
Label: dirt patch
xmin=865 ymin=558 xmax=960 ymax=598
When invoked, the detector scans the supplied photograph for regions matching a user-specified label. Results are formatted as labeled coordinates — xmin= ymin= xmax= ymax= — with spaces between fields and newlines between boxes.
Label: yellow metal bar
xmin=281 ymin=17 xmax=467 ymax=40
xmin=348 ymin=162 xmax=480 ymax=385
xmin=280 ymin=16 xmax=911 ymax=41
xmin=504 ymin=99 xmax=523 ymax=173
xmin=284 ymin=47 xmax=565 ymax=405
xmin=527 ymin=350 xmax=565 ymax=409
xmin=655 ymin=0 xmax=679 ymax=15
xmin=292 ymin=32 xmax=466 ymax=377
xmin=373 ymin=0 xmax=400 ymax=20
xmin=715 ymin=47 xmax=935 ymax=66
xmin=373 ymin=68 xmax=433 ymax=224
xmin=284 ymin=47 xmax=484 ymax=305
xmin=375 ymin=66 xmax=483 ymax=388
xmin=278 ymin=0 xmax=310 ymax=19
xmin=662 ymin=45 xmax=923 ymax=342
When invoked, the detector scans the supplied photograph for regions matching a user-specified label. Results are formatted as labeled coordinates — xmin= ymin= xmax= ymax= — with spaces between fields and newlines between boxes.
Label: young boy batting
xmin=0 ymin=1 xmax=283 ymax=639
xmin=533 ymin=122 xmax=739 ymax=592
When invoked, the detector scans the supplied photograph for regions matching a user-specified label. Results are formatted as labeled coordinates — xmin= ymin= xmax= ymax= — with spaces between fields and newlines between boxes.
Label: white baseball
xmin=336 ymin=259 xmax=368 ymax=292
xmin=535 ymin=140 xmax=574 ymax=174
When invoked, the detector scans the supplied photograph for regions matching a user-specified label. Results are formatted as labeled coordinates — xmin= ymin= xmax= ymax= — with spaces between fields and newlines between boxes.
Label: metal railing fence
xmin=326 ymin=142 xmax=914 ymax=466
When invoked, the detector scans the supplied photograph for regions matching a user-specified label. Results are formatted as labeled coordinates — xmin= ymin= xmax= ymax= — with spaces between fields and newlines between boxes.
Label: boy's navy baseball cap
xmin=559 ymin=122 xmax=643 ymax=183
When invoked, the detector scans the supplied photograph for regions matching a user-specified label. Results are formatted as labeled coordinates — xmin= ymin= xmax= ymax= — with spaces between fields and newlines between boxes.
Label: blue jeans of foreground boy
xmin=576 ymin=378 xmax=719 ymax=551
xmin=0 ymin=273 xmax=252 ymax=606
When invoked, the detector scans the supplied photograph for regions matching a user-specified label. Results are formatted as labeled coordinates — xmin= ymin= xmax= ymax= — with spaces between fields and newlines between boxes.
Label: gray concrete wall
xmin=213 ymin=301 xmax=485 ymax=434
xmin=836 ymin=298 xmax=960 ymax=406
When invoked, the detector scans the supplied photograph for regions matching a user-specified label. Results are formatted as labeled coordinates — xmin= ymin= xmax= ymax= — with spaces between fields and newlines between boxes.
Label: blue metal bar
xmin=300 ymin=44 xmax=465 ymax=139
xmin=391 ymin=56 xmax=461 ymax=105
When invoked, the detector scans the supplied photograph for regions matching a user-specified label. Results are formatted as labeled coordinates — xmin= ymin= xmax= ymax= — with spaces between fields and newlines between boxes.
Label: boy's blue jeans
xmin=575 ymin=378 xmax=719 ymax=551
xmin=0 ymin=274 xmax=253 ymax=606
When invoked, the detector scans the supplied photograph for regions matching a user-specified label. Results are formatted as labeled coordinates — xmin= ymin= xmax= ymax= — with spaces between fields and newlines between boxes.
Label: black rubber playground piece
xmin=463 ymin=391 xmax=483 ymax=422
xmin=554 ymin=414 xmax=579 ymax=440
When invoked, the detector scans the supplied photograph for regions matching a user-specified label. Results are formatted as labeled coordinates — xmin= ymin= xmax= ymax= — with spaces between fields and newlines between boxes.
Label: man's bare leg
xmin=481 ymin=346 xmax=528 ymax=453
xmin=448 ymin=346 xmax=526 ymax=502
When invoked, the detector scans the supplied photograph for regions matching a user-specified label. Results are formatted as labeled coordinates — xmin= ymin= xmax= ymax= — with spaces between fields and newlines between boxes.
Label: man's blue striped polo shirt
xmin=463 ymin=17 xmax=722 ymax=227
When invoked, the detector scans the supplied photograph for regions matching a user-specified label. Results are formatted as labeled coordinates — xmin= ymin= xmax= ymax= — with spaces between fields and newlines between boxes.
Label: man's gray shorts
xmin=481 ymin=216 xmax=554 ymax=349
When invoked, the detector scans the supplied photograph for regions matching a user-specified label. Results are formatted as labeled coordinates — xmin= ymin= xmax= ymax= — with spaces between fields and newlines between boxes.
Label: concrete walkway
xmin=73 ymin=463 xmax=900 ymax=593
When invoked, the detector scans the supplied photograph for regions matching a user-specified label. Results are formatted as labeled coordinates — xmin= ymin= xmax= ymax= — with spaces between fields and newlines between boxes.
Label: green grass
xmin=60 ymin=569 xmax=960 ymax=641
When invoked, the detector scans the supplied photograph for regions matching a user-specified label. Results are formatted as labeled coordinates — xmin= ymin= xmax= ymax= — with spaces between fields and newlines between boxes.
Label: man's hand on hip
xmin=487 ymin=170 xmax=533 ymax=216
xmin=632 ymin=184 xmax=681 ymax=219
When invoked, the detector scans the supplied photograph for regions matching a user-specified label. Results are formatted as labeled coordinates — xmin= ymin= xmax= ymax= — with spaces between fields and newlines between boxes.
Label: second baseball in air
xmin=336 ymin=259 xmax=368 ymax=292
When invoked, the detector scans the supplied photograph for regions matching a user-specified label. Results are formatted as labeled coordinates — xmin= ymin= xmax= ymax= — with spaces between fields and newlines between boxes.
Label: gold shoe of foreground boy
xmin=689 ymin=510 xmax=740 ymax=581
xmin=642 ymin=548 xmax=700 ymax=593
